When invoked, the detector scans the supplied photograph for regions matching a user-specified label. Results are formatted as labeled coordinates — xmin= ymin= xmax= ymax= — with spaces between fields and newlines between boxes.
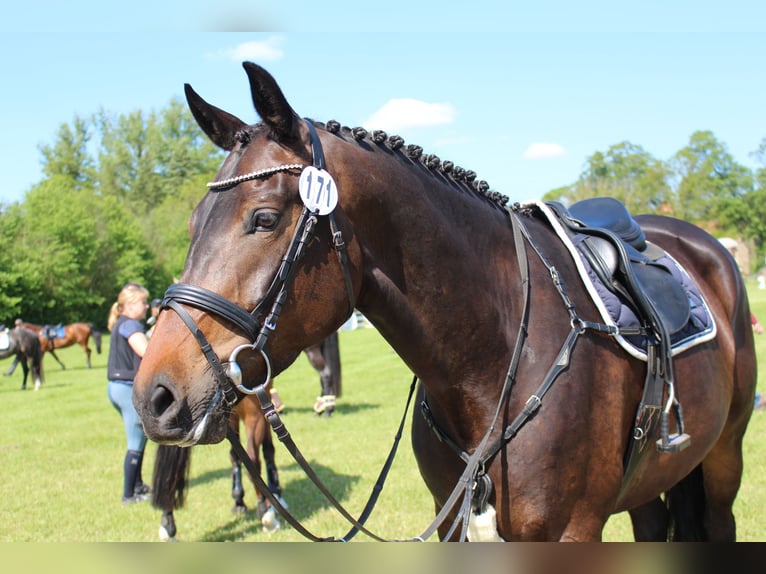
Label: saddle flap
xmin=631 ymin=262 xmax=691 ymax=334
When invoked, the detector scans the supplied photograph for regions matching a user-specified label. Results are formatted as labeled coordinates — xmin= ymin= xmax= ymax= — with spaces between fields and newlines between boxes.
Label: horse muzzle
xmin=133 ymin=370 xmax=231 ymax=446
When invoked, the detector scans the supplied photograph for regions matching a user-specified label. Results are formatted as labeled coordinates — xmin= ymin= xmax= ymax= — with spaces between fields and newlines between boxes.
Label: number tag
xmin=299 ymin=166 xmax=338 ymax=215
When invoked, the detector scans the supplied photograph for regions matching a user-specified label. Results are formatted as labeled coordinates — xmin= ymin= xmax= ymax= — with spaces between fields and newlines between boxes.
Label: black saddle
xmin=550 ymin=197 xmax=690 ymax=335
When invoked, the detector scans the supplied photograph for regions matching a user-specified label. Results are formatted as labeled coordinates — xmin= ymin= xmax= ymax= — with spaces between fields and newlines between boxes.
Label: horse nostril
xmin=150 ymin=385 xmax=175 ymax=418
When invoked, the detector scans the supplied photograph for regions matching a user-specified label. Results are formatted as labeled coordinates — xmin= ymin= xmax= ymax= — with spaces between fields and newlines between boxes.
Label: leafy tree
xmin=544 ymin=141 xmax=671 ymax=214
xmin=668 ymin=130 xmax=752 ymax=223
xmin=0 ymin=205 xmax=25 ymax=322
xmin=38 ymin=115 xmax=95 ymax=187
xmin=95 ymin=108 xmax=164 ymax=214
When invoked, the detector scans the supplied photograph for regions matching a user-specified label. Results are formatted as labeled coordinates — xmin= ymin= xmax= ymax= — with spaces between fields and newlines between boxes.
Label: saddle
xmin=550 ymin=197 xmax=691 ymax=335
xmin=0 ymin=327 xmax=9 ymax=352
xmin=43 ymin=324 xmax=65 ymax=340
xmin=546 ymin=197 xmax=691 ymax=482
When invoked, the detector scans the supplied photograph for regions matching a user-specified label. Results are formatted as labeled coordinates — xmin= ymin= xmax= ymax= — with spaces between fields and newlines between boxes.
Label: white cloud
xmin=208 ymin=37 xmax=285 ymax=62
xmin=363 ymin=98 xmax=456 ymax=132
xmin=522 ymin=142 xmax=568 ymax=160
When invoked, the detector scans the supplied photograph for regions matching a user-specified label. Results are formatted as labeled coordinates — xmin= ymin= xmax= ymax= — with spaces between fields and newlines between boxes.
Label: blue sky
xmin=2 ymin=2 xmax=764 ymax=205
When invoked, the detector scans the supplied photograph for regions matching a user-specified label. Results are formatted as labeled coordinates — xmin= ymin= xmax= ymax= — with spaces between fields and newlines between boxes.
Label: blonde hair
xmin=107 ymin=282 xmax=150 ymax=332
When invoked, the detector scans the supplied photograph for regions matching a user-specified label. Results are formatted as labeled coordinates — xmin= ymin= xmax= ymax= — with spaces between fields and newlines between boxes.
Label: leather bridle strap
xmin=163 ymin=299 xmax=240 ymax=406
xmin=163 ymin=284 xmax=260 ymax=336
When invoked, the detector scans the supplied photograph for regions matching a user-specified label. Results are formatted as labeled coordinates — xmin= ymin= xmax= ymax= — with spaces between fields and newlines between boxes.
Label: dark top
xmin=107 ymin=315 xmax=144 ymax=382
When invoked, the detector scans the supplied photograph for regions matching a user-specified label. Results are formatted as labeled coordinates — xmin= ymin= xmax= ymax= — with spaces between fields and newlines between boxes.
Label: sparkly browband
xmin=207 ymin=164 xmax=306 ymax=190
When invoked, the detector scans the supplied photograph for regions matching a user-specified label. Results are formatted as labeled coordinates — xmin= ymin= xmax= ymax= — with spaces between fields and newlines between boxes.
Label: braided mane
xmin=316 ymin=120 xmax=509 ymax=209
xmin=234 ymin=120 xmax=509 ymax=210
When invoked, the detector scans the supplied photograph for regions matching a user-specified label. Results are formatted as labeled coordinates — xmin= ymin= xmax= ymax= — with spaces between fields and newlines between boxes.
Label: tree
xmin=38 ymin=115 xmax=95 ymax=187
xmin=668 ymin=130 xmax=752 ymax=224
xmin=544 ymin=141 xmax=671 ymax=214
xmin=0 ymin=205 xmax=25 ymax=322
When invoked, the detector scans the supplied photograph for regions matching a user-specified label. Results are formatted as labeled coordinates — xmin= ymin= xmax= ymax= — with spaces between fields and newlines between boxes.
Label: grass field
xmin=0 ymin=280 xmax=764 ymax=542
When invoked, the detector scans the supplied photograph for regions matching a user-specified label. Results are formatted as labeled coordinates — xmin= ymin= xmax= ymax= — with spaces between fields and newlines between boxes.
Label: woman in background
xmin=107 ymin=282 xmax=152 ymax=504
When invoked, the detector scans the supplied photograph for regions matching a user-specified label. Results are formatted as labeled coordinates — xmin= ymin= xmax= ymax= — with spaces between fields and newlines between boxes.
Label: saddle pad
xmin=525 ymin=201 xmax=717 ymax=361
xmin=44 ymin=325 xmax=66 ymax=340
xmin=0 ymin=330 xmax=9 ymax=351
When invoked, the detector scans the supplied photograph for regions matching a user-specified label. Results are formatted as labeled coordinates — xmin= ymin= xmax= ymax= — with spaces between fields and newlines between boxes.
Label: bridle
xmin=161 ymin=119 xmax=355 ymax=408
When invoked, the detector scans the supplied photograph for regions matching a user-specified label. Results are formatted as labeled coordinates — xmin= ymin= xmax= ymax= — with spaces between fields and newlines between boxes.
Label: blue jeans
xmin=108 ymin=381 xmax=148 ymax=452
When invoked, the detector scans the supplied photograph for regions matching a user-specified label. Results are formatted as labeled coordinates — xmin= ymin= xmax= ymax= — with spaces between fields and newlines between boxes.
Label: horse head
xmin=134 ymin=63 xmax=361 ymax=446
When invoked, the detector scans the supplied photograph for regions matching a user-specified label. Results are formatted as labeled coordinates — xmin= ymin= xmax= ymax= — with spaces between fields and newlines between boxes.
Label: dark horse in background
xmin=306 ymin=330 xmax=341 ymax=416
xmin=152 ymin=387 xmax=283 ymax=541
xmin=133 ymin=63 xmax=756 ymax=541
xmin=14 ymin=320 xmax=102 ymax=369
xmin=151 ymin=335 xmax=339 ymax=540
xmin=1 ymin=327 xmax=44 ymax=390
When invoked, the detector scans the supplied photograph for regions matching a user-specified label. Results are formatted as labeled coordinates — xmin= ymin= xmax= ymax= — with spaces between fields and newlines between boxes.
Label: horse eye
xmin=249 ymin=210 xmax=280 ymax=232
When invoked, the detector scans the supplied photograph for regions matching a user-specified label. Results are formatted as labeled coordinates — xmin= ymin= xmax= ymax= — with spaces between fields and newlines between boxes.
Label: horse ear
xmin=242 ymin=62 xmax=301 ymax=143
xmin=184 ymin=83 xmax=247 ymax=151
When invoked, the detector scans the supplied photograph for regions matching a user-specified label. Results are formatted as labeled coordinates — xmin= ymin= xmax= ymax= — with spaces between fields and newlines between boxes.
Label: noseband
xmin=161 ymin=120 xmax=355 ymax=407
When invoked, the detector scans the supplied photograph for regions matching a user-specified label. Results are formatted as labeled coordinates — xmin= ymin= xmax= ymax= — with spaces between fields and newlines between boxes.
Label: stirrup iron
xmin=656 ymin=382 xmax=690 ymax=453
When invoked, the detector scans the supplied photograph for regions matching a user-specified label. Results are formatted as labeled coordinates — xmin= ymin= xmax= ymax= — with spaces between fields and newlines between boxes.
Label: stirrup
xmin=656 ymin=391 xmax=690 ymax=453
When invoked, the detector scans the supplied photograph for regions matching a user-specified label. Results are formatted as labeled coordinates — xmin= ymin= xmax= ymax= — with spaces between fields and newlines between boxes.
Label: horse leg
xmin=32 ymin=349 xmax=43 ymax=391
xmin=262 ymin=430 xmax=282 ymax=498
xmin=677 ymin=433 xmax=745 ymax=541
xmin=628 ymin=498 xmax=669 ymax=541
xmin=19 ymin=357 xmax=29 ymax=390
xmin=247 ymin=411 xmax=281 ymax=533
xmin=48 ymin=348 xmax=66 ymax=370
xmin=307 ymin=345 xmax=335 ymax=417
xmin=5 ymin=355 xmax=19 ymax=376
xmin=228 ymin=413 xmax=247 ymax=513
xmin=84 ymin=344 xmax=92 ymax=368
xmin=159 ymin=511 xmax=178 ymax=542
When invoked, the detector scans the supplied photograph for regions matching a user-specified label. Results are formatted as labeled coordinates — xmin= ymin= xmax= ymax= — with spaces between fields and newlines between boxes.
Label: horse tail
xmin=151 ymin=445 xmax=192 ymax=512
xmin=89 ymin=324 xmax=102 ymax=354
xmin=664 ymin=464 xmax=707 ymax=540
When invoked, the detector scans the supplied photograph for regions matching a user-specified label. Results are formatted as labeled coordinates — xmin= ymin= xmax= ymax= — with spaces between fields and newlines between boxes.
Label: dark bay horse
xmin=152 ymin=389 xmax=283 ymax=541
xmin=306 ymin=330 xmax=341 ymax=416
xmin=1 ymin=327 xmax=44 ymax=390
xmin=133 ymin=63 xmax=757 ymax=541
xmin=15 ymin=320 xmax=102 ymax=369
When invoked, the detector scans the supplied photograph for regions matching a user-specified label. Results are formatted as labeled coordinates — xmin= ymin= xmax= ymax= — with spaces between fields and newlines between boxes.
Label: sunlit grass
xmin=1 ymin=281 xmax=764 ymax=541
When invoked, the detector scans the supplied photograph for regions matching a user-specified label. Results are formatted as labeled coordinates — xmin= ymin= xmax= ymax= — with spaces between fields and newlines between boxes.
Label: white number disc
xmin=299 ymin=166 xmax=339 ymax=215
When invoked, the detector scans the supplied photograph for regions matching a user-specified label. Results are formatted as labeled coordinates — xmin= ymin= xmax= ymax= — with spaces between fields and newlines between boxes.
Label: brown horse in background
xmin=133 ymin=63 xmax=756 ymax=541
xmin=1 ymin=327 xmax=44 ymax=390
xmin=150 ymin=333 xmax=340 ymax=540
xmin=152 ymin=385 xmax=283 ymax=541
xmin=15 ymin=320 xmax=102 ymax=369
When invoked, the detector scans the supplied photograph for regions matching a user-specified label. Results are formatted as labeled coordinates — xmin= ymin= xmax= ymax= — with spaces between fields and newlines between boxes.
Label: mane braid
xmin=315 ymin=120 xmax=509 ymax=209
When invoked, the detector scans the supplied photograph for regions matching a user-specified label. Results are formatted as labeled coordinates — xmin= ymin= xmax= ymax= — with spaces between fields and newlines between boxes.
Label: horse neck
xmin=339 ymin=148 xmax=521 ymax=386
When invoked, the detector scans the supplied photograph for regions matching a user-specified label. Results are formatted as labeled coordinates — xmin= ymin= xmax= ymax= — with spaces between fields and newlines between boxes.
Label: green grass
xmin=1 ymin=281 xmax=764 ymax=542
